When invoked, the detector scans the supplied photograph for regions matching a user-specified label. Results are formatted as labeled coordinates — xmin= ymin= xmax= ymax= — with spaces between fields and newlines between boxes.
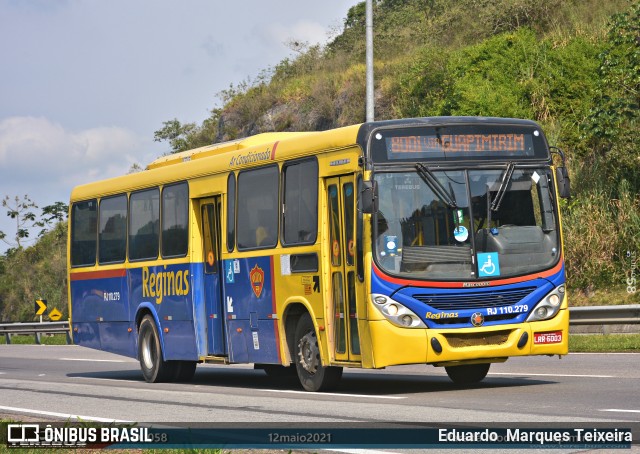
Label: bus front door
xmin=326 ymin=176 xmax=361 ymax=363
xmin=201 ymin=197 xmax=227 ymax=356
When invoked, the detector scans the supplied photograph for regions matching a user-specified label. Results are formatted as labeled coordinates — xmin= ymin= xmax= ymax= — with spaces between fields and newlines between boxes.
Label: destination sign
xmin=368 ymin=123 xmax=550 ymax=163
xmin=387 ymin=133 xmax=529 ymax=154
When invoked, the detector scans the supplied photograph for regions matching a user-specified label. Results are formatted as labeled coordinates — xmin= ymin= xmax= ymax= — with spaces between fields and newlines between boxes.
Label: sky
xmin=0 ymin=0 xmax=357 ymax=252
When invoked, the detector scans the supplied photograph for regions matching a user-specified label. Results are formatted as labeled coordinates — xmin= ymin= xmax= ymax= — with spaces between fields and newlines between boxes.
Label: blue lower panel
xmin=73 ymin=322 xmax=136 ymax=358
xmin=227 ymin=320 xmax=280 ymax=364
xmin=160 ymin=320 xmax=199 ymax=361
xmin=72 ymin=322 xmax=101 ymax=351
xmin=98 ymin=322 xmax=137 ymax=358
xmin=73 ymin=320 xmax=198 ymax=362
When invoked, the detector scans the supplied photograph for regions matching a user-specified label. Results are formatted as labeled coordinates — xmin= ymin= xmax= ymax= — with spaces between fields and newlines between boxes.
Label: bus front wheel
xmin=294 ymin=313 xmax=342 ymax=392
xmin=445 ymin=363 xmax=490 ymax=384
xmin=138 ymin=315 xmax=174 ymax=383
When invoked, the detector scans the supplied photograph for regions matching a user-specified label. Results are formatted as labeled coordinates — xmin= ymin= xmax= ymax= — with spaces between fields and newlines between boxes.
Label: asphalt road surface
xmin=1 ymin=345 xmax=638 ymax=451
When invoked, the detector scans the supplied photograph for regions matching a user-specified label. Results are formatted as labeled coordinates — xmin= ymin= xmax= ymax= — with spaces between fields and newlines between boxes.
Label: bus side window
xmin=98 ymin=194 xmax=127 ymax=264
xmin=237 ymin=165 xmax=279 ymax=250
xmin=129 ymin=188 xmax=160 ymax=261
xmin=161 ymin=182 xmax=189 ymax=258
xmin=282 ymin=158 xmax=318 ymax=246
xmin=71 ymin=200 xmax=98 ymax=267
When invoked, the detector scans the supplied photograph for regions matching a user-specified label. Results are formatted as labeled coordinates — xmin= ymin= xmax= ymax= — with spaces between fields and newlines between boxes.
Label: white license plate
xmin=533 ymin=331 xmax=563 ymax=344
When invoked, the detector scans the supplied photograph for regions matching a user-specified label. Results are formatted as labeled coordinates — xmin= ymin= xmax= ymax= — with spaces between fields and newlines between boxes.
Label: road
xmin=0 ymin=345 xmax=639 ymax=422
xmin=1 ymin=345 xmax=638 ymax=450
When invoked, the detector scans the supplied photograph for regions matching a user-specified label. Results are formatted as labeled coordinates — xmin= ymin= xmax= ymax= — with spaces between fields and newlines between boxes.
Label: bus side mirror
xmin=360 ymin=180 xmax=378 ymax=214
xmin=555 ymin=167 xmax=570 ymax=199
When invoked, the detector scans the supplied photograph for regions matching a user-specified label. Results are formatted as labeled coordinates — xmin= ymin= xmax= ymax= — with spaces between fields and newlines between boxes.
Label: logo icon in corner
xmin=471 ymin=312 xmax=484 ymax=327
xmin=250 ymin=264 xmax=265 ymax=298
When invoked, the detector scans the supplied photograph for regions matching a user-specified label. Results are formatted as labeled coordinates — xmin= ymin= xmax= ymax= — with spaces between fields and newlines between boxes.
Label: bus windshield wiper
xmin=490 ymin=162 xmax=515 ymax=212
xmin=415 ymin=163 xmax=457 ymax=208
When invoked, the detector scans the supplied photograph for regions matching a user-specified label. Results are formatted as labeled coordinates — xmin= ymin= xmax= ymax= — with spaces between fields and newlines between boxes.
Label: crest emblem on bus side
xmin=250 ymin=264 xmax=265 ymax=298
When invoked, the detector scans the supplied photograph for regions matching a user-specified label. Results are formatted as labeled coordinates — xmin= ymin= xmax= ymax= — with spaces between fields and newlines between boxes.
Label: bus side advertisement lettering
xmin=142 ymin=266 xmax=190 ymax=304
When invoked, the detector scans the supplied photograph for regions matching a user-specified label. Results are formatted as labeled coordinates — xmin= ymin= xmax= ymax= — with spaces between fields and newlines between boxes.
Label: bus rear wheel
xmin=445 ymin=363 xmax=490 ymax=384
xmin=294 ymin=313 xmax=342 ymax=392
xmin=138 ymin=315 xmax=174 ymax=383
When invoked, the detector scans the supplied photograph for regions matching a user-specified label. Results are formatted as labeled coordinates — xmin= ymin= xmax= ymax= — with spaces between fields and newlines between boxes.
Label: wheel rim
xmin=141 ymin=329 xmax=155 ymax=370
xmin=298 ymin=331 xmax=319 ymax=375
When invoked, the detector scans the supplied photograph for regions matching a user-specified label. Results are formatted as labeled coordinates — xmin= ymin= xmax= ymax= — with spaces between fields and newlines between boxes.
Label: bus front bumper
xmin=368 ymin=308 xmax=569 ymax=368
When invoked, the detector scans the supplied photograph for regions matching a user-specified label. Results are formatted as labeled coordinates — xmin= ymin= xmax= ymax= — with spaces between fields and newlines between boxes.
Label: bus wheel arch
xmin=294 ymin=312 xmax=342 ymax=392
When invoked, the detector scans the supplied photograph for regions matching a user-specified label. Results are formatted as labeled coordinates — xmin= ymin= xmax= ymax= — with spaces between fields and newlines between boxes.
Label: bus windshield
xmin=374 ymin=167 xmax=559 ymax=280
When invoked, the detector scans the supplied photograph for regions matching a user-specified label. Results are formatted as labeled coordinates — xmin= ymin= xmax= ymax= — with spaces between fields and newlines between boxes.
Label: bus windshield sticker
xmin=454 ymin=226 xmax=469 ymax=243
xmin=477 ymin=252 xmax=501 ymax=278
xmin=226 ymin=261 xmax=235 ymax=284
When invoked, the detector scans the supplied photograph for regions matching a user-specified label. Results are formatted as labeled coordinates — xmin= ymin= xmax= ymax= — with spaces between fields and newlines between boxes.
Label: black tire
xmin=138 ymin=315 xmax=175 ymax=383
xmin=294 ymin=313 xmax=342 ymax=392
xmin=173 ymin=360 xmax=197 ymax=382
xmin=445 ymin=363 xmax=491 ymax=384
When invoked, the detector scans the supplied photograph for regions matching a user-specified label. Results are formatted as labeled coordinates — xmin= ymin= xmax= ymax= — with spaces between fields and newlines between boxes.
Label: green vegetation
xmin=1 ymin=0 xmax=639 ymax=322
xmin=0 ymin=333 xmax=68 ymax=345
xmin=569 ymin=334 xmax=640 ymax=352
xmin=156 ymin=0 xmax=639 ymax=303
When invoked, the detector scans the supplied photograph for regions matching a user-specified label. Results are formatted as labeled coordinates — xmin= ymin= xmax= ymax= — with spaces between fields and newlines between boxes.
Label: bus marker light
xmin=127 ymin=328 xmax=133 ymax=333
xmin=236 ymin=328 xmax=243 ymax=333
xmin=164 ymin=328 xmax=169 ymax=333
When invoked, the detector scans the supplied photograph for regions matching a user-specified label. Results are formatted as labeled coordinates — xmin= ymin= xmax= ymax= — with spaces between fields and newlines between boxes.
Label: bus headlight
xmin=371 ymin=294 xmax=426 ymax=328
xmin=526 ymin=285 xmax=565 ymax=322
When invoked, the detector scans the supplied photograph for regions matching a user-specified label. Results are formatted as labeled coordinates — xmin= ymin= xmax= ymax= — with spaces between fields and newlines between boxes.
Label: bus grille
xmin=413 ymin=287 xmax=536 ymax=310
xmin=443 ymin=330 xmax=511 ymax=348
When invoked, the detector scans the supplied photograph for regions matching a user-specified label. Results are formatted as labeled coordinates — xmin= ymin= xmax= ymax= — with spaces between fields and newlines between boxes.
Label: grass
xmin=0 ymin=333 xmax=69 ymax=345
xmin=569 ymin=333 xmax=640 ymax=352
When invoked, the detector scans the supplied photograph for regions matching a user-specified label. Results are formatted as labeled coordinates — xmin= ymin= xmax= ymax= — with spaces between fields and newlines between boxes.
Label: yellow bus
xmin=68 ymin=117 xmax=570 ymax=391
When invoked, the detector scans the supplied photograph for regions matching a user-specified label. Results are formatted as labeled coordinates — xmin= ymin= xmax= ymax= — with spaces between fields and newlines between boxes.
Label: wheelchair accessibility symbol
xmin=477 ymin=252 xmax=500 ymax=277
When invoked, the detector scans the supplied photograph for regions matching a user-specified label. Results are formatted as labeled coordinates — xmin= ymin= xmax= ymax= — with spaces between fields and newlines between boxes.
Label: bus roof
xmin=70 ymin=125 xmax=361 ymax=202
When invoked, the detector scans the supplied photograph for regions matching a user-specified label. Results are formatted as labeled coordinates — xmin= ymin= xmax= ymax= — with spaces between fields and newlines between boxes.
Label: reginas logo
xmin=425 ymin=311 xmax=459 ymax=320
xmin=142 ymin=266 xmax=190 ymax=304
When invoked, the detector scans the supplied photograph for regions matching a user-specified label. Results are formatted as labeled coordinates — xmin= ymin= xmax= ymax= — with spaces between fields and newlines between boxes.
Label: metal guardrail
xmin=0 ymin=321 xmax=71 ymax=345
xmin=569 ymin=305 xmax=640 ymax=326
xmin=0 ymin=305 xmax=639 ymax=345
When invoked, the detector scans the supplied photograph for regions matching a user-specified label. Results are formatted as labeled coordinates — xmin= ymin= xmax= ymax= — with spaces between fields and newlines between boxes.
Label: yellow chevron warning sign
xmin=35 ymin=299 xmax=47 ymax=316
xmin=48 ymin=308 xmax=62 ymax=321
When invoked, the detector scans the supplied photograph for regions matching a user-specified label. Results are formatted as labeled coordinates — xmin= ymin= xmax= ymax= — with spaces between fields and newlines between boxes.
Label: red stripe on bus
xmin=373 ymin=259 xmax=563 ymax=288
xmin=271 ymin=141 xmax=279 ymax=160
xmin=270 ymin=256 xmax=282 ymax=362
xmin=70 ymin=268 xmax=127 ymax=281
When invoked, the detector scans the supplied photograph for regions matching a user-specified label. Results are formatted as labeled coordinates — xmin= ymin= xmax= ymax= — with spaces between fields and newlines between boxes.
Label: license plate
xmin=533 ymin=331 xmax=563 ymax=344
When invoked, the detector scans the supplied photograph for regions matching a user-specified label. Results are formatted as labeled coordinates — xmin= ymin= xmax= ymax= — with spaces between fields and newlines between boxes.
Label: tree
xmin=153 ymin=119 xmax=197 ymax=153
xmin=0 ymin=195 xmax=37 ymax=250
xmin=34 ymin=202 xmax=69 ymax=238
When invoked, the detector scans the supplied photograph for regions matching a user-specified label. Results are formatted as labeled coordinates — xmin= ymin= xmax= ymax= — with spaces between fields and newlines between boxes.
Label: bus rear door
xmin=201 ymin=197 xmax=227 ymax=355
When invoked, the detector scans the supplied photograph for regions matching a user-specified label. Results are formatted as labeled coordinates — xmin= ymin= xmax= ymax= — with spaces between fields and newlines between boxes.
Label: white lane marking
xmin=0 ymin=405 xmax=131 ymax=423
xmin=262 ymin=389 xmax=405 ymax=400
xmin=489 ymin=372 xmax=614 ymax=378
xmin=59 ymin=357 xmax=134 ymax=363
xmin=38 ymin=374 xmax=45 ymax=377
xmin=600 ymin=409 xmax=640 ymax=414
xmin=0 ymin=372 xmax=6 ymax=375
